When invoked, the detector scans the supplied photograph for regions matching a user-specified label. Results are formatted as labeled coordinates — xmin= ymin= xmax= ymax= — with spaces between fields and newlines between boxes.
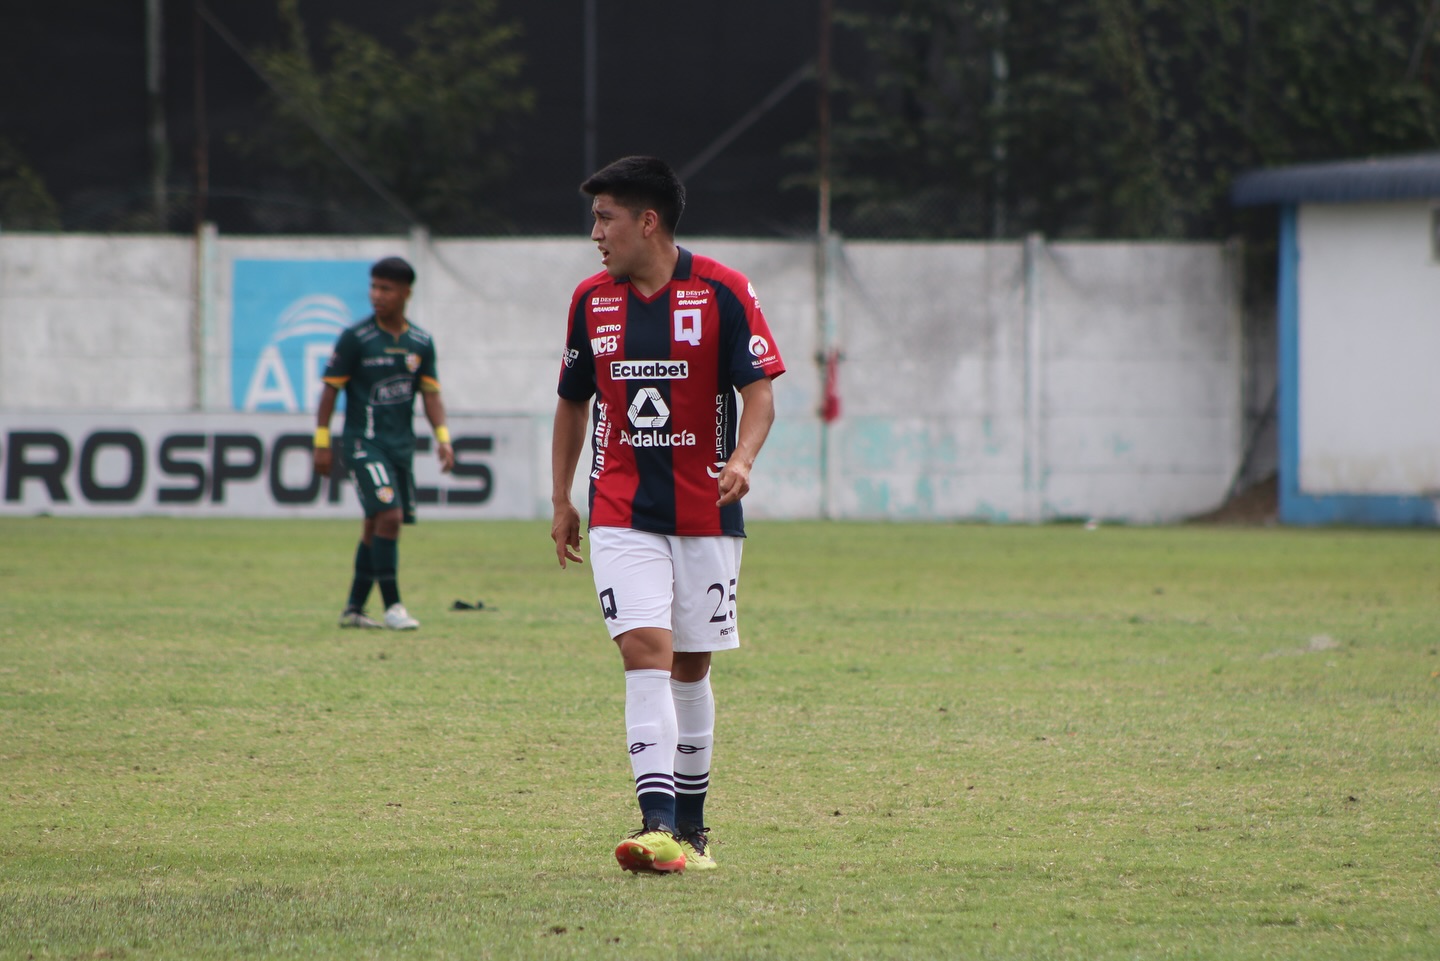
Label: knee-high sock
xmin=346 ymin=540 xmax=375 ymax=611
xmin=671 ymin=674 xmax=715 ymax=830
xmin=371 ymin=535 xmax=400 ymax=607
xmin=625 ymin=668 xmax=677 ymax=829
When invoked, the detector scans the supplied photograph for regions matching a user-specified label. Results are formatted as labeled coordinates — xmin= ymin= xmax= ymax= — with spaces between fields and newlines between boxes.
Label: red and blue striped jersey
xmin=557 ymin=248 xmax=786 ymax=536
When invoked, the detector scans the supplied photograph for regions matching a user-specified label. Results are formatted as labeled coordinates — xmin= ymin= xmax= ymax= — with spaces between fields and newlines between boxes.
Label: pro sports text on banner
xmin=0 ymin=413 xmax=535 ymax=518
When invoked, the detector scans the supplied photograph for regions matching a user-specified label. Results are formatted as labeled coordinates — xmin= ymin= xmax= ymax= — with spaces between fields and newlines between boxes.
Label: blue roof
xmin=1232 ymin=151 xmax=1440 ymax=206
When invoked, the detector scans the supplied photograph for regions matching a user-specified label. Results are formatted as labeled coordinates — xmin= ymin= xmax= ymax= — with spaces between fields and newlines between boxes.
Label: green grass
xmin=1 ymin=517 xmax=1437 ymax=960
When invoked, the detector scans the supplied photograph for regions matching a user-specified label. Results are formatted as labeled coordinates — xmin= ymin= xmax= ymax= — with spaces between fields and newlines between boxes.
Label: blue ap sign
xmin=231 ymin=260 xmax=370 ymax=412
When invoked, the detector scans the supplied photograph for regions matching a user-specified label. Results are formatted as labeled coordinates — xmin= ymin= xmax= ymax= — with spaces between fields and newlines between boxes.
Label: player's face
xmin=590 ymin=194 xmax=646 ymax=279
xmin=369 ymin=277 xmax=411 ymax=325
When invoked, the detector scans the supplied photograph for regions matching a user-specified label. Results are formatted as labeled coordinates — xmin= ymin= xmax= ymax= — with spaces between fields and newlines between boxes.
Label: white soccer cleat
xmin=338 ymin=608 xmax=382 ymax=629
xmin=384 ymin=603 xmax=420 ymax=630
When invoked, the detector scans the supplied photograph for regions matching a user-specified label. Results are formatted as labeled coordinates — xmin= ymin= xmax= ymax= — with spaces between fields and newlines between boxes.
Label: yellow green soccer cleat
xmin=676 ymin=827 xmax=717 ymax=871
xmin=614 ymin=821 xmax=687 ymax=873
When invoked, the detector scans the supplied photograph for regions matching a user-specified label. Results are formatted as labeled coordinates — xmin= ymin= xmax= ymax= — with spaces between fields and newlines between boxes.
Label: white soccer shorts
xmin=588 ymin=526 xmax=744 ymax=652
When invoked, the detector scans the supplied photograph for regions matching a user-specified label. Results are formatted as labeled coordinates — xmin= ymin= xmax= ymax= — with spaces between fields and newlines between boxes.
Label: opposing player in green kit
xmin=313 ymin=256 xmax=454 ymax=631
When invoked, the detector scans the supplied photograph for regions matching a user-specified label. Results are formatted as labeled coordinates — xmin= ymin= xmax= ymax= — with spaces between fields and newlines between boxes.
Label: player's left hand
xmin=437 ymin=443 xmax=455 ymax=474
xmin=716 ymin=461 xmax=751 ymax=507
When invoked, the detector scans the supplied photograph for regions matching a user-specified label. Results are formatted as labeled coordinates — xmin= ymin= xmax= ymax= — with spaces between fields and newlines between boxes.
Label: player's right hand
xmin=551 ymin=503 xmax=584 ymax=568
xmin=314 ymin=448 xmax=333 ymax=477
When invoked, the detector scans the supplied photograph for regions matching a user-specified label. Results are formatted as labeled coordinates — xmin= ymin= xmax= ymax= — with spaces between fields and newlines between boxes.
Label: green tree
xmin=833 ymin=0 xmax=1440 ymax=240
xmin=242 ymin=0 xmax=534 ymax=233
xmin=0 ymin=139 xmax=61 ymax=231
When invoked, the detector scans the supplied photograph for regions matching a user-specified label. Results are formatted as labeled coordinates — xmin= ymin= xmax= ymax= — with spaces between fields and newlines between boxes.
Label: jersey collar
xmin=673 ymin=247 xmax=693 ymax=281
xmin=371 ymin=314 xmax=410 ymax=337
xmin=617 ymin=247 xmax=691 ymax=303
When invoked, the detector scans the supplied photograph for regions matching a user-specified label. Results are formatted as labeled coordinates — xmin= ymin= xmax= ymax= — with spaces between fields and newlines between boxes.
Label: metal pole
xmin=817 ymin=0 xmax=832 ymax=239
xmin=192 ymin=0 xmax=208 ymax=232
xmin=146 ymin=0 xmax=168 ymax=226
xmin=191 ymin=0 xmax=208 ymax=410
xmin=677 ymin=63 xmax=812 ymax=184
xmin=583 ymin=0 xmax=598 ymax=211
xmin=990 ymin=1 xmax=1008 ymax=238
xmin=1023 ymin=233 xmax=1044 ymax=522
xmin=816 ymin=0 xmax=835 ymax=517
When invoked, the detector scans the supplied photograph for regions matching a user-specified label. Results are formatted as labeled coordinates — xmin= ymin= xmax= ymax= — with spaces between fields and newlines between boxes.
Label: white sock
xmin=671 ymin=674 xmax=714 ymax=829
xmin=624 ymin=669 xmax=677 ymax=820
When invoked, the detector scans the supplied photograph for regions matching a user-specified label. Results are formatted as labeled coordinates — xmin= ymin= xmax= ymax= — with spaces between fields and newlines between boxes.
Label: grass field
xmin=1 ymin=516 xmax=1436 ymax=960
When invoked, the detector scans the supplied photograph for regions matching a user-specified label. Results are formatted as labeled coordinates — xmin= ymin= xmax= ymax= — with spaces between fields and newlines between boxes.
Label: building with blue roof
xmin=1233 ymin=152 xmax=1440 ymax=526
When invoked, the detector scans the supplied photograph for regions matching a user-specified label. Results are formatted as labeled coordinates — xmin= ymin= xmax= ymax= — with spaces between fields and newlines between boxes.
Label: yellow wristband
xmin=434 ymin=425 xmax=451 ymax=445
xmin=313 ymin=427 xmax=331 ymax=449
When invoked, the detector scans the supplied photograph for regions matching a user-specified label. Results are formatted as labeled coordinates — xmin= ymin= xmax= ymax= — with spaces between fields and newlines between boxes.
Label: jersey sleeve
xmin=418 ymin=337 xmax=440 ymax=393
xmin=718 ymin=274 xmax=786 ymax=388
xmin=556 ymin=283 xmax=597 ymax=401
xmin=321 ymin=327 xmax=360 ymax=387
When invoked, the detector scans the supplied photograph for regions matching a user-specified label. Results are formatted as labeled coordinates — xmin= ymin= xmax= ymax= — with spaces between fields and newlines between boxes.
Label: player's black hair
xmin=371 ymin=256 xmax=416 ymax=286
xmin=581 ymin=156 xmax=686 ymax=235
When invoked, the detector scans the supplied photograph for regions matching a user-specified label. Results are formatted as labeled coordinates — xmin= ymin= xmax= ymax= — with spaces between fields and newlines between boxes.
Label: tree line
xmin=829 ymin=0 xmax=1440 ymax=239
xmin=3 ymin=0 xmax=1438 ymax=239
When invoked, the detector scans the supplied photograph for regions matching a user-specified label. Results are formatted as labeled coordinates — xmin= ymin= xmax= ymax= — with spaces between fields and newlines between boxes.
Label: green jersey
xmin=322 ymin=316 xmax=440 ymax=458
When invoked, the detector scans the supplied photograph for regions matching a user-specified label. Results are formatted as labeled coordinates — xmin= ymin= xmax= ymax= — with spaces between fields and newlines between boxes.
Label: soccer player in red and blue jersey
xmin=551 ymin=156 xmax=786 ymax=873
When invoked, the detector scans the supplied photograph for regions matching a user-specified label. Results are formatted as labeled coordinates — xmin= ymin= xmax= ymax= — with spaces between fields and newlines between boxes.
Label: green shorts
xmin=341 ymin=438 xmax=417 ymax=524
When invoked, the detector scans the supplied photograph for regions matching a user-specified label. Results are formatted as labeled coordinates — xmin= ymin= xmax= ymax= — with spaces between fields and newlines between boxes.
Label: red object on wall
xmin=821 ymin=348 xmax=841 ymax=423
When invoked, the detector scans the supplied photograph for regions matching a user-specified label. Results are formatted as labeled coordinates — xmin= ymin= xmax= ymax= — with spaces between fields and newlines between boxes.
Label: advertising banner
xmin=232 ymin=259 xmax=371 ymax=413
xmin=0 ymin=413 xmax=535 ymax=519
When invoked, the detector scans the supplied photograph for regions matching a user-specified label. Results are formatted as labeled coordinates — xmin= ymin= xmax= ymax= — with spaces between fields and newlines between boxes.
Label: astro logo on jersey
xmin=610 ymin=360 xmax=689 ymax=380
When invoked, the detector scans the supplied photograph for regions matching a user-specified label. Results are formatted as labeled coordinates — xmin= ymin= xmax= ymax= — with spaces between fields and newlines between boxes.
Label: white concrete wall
xmin=1037 ymin=242 xmax=1243 ymax=521
xmin=0 ymin=231 xmax=1243 ymax=523
xmin=0 ymin=235 xmax=197 ymax=411
xmin=832 ymin=241 xmax=1030 ymax=520
xmin=1298 ymin=203 xmax=1440 ymax=495
xmin=828 ymin=239 xmax=1243 ymax=522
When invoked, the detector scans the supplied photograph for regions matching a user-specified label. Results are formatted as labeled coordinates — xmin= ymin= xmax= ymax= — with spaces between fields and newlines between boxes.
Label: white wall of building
xmin=1297 ymin=203 xmax=1440 ymax=494
xmin=0 ymin=231 xmax=1243 ymax=522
